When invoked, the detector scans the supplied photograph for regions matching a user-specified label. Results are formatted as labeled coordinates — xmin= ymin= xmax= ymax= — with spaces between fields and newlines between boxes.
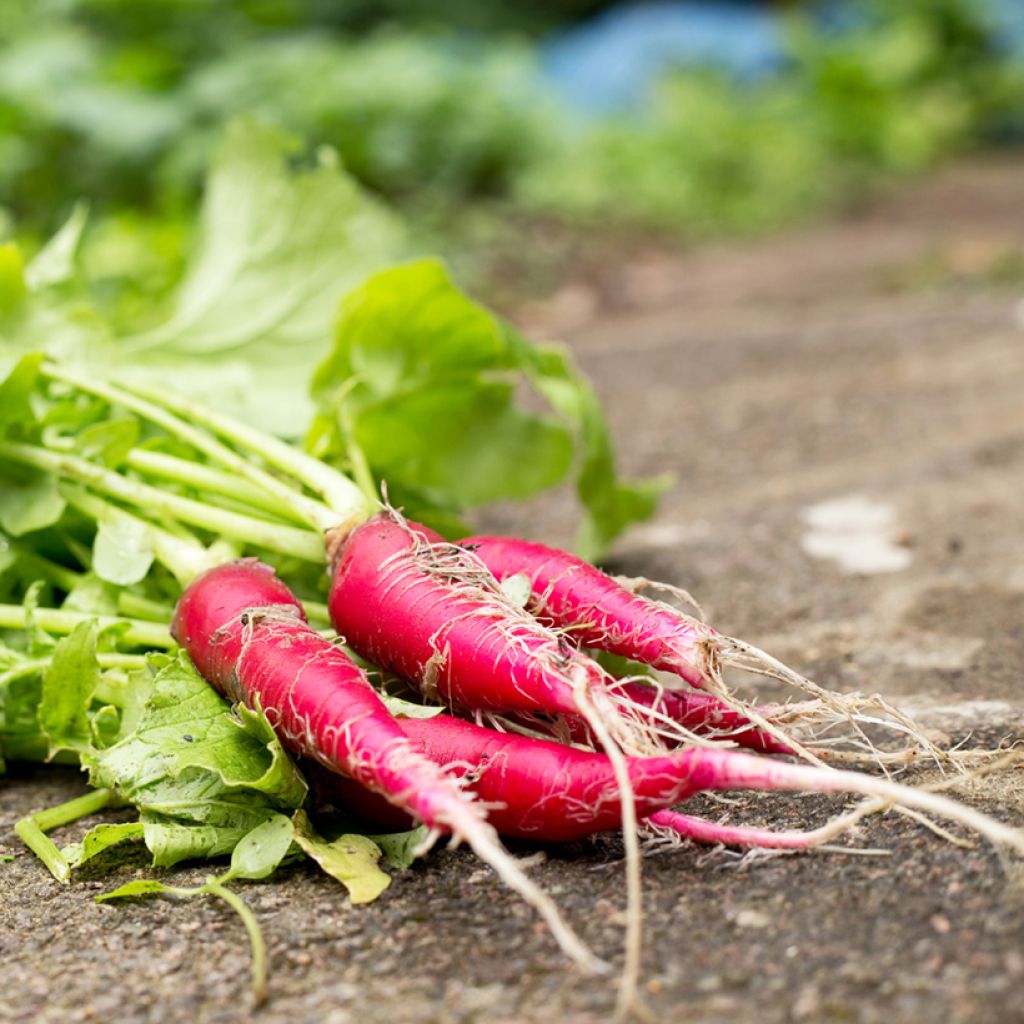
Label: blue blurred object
xmin=542 ymin=0 xmax=1024 ymax=117
xmin=987 ymin=0 xmax=1024 ymax=55
xmin=541 ymin=1 xmax=785 ymax=114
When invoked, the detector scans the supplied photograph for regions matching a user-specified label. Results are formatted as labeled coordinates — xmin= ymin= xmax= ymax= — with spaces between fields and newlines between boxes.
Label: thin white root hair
xmin=690 ymin=643 xmax=829 ymax=768
xmin=572 ymin=672 xmax=645 ymax=1023
xmin=614 ymin=574 xmax=706 ymax=622
xmin=717 ymin=634 xmax=951 ymax=771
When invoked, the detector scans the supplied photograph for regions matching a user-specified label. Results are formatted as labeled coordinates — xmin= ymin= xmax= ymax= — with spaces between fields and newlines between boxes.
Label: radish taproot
xmin=171 ymin=559 xmax=603 ymax=974
xmin=306 ymin=711 xmax=1024 ymax=856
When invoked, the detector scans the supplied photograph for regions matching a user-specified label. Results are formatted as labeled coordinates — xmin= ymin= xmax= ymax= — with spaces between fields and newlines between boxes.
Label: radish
xmin=328 ymin=515 xmax=618 ymax=723
xmin=328 ymin=513 xmax=788 ymax=754
xmin=459 ymin=535 xmax=713 ymax=687
xmin=171 ymin=559 xmax=603 ymax=974
xmin=459 ymin=534 xmax=939 ymax=762
xmin=593 ymin=682 xmax=799 ymax=756
xmin=326 ymin=512 xmax=651 ymax=1012
xmin=307 ymin=712 xmax=1024 ymax=855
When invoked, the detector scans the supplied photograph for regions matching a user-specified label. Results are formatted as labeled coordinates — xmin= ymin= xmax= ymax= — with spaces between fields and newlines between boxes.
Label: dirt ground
xmin=3 ymin=158 xmax=1024 ymax=1024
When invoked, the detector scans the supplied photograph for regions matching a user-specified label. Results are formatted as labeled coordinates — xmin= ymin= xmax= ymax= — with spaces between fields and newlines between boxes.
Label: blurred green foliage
xmin=1 ymin=0 xmax=1022 ymax=256
xmin=523 ymin=0 xmax=1024 ymax=234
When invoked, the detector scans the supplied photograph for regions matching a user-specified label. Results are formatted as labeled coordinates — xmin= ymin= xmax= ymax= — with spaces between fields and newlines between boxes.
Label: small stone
xmin=734 ymin=908 xmax=771 ymax=930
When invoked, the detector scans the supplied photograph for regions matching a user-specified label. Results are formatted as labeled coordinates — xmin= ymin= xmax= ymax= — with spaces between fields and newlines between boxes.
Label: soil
xmin=3 ymin=156 xmax=1024 ymax=1024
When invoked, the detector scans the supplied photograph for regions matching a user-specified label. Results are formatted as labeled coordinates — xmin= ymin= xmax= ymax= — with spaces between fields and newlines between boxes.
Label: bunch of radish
xmin=7 ymin=359 xmax=1024 ymax=1018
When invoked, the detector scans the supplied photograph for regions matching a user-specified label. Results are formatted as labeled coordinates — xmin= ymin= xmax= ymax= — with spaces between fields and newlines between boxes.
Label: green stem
xmin=344 ymin=427 xmax=378 ymax=508
xmin=303 ymin=600 xmax=330 ymax=626
xmin=0 ymin=441 xmax=324 ymax=565
xmin=43 ymin=363 xmax=357 ymax=533
xmin=0 ymin=603 xmax=175 ymax=648
xmin=15 ymin=789 xmax=115 ymax=882
xmin=0 ymin=652 xmax=146 ymax=685
xmin=204 ymin=878 xmax=268 ymax=1006
xmin=124 ymin=449 xmax=307 ymax=526
xmin=116 ymin=592 xmax=175 ymax=623
xmin=106 ymin=372 xmax=370 ymax=530
xmin=98 ymin=653 xmax=149 ymax=669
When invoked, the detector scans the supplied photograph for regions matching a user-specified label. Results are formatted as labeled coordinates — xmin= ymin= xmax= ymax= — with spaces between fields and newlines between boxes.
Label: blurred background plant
xmin=2 ymin=0 xmax=1022 ymax=301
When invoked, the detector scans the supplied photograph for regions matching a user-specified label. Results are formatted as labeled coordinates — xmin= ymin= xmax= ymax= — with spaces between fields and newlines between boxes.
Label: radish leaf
xmin=224 ymin=813 xmax=295 ymax=882
xmin=0 ymin=471 xmax=65 ymax=537
xmin=292 ymin=811 xmax=390 ymax=904
xmin=118 ymin=119 xmax=406 ymax=435
xmin=62 ymin=821 xmax=145 ymax=871
xmin=312 ymin=259 xmax=661 ymax=554
xmin=39 ymin=621 xmax=100 ymax=756
xmin=368 ymin=826 xmax=430 ymax=870
xmin=93 ymin=519 xmax=155 ymax=587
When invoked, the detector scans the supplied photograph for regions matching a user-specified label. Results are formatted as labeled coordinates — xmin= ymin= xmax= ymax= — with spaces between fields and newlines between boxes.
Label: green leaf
xmin=62 ymin=821 xmax=145 ymax=870
xmin=119 ymin=118 xmax=406 ymax=435
xmin=0 ymin=470 xmax=65 ymax=537
xmin=139 ymin=808 xmax=280 ymax=869
xmin=225 ymin=813 xmax=294 ymax=881
xmin=0 ymin=658 xmax=48 ymax=766
xmin=0 ymin=353 xmax=42 ymax=433
xmin=516 ymin=340 xmax=672 ymax=560
xmin=96 ymin=878 xmax=178 ymax=902
xmin=74 ymin=417 xmax=139 ymax=467
xmin=498 ymin=573 xmax=532 ymax=609
xmin=313 ymin=259 xmax=573 ymax=510
xmin=24 ymin=203 xmax=89 ymax=291
xmin=292 ymin=810 xmax=390 ymax=904
xmin=61 ymin=572 xmax=119 ymax=616
xmin=313 ymin=260 xmax=512 ymax=392
xmin=21 ymin=582 xmax=56 ymax=657
xmin=378 ymin=693 xmax=445 ymax=720
xmin=313 ymin=260 xmax=663 ymax=554
xmin=353 ymin=381 xmax=573 ymax=506
xmin=92 ymin=518 xmax=155 ymax=586
xmin=38 ymin=621 xmax=99 ymax=755
xmin=86 ymin=653 xmax=307 ymax=868
xmin=367 ymin=826 xmax=430 ymax=871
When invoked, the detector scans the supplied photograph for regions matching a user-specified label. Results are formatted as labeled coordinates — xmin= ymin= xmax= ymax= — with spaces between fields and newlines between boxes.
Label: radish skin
xmin=313 ymin=714 xmax=760 ymax=841
xmin=461 ymin=535 xmax=710 ymax=686
xmin=172 ymin=560 xmax=603 ymax=974
xmin=328 ymin=515 xmax=613 ymax=721
xmin=608 ymin=682 xmax=796 ymax=756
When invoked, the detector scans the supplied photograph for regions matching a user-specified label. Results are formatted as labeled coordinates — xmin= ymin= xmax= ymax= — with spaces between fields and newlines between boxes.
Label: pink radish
xmin=605 ymin=682 xmax=797 ymax=756
xmin=458 ymin=534 xmax=937 ymax=763
xmin=327 ymin=515 xmax=613 ymax=721
xmin=172 ymin=559 xmax=602 ymax=973
xmin=308 ymin=713 xmax=1024 ymax=854
xmin=459 ymin=534 xmax=711 ymax=686
xmin=326 ymin=511 xmax=654 ymax=1014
